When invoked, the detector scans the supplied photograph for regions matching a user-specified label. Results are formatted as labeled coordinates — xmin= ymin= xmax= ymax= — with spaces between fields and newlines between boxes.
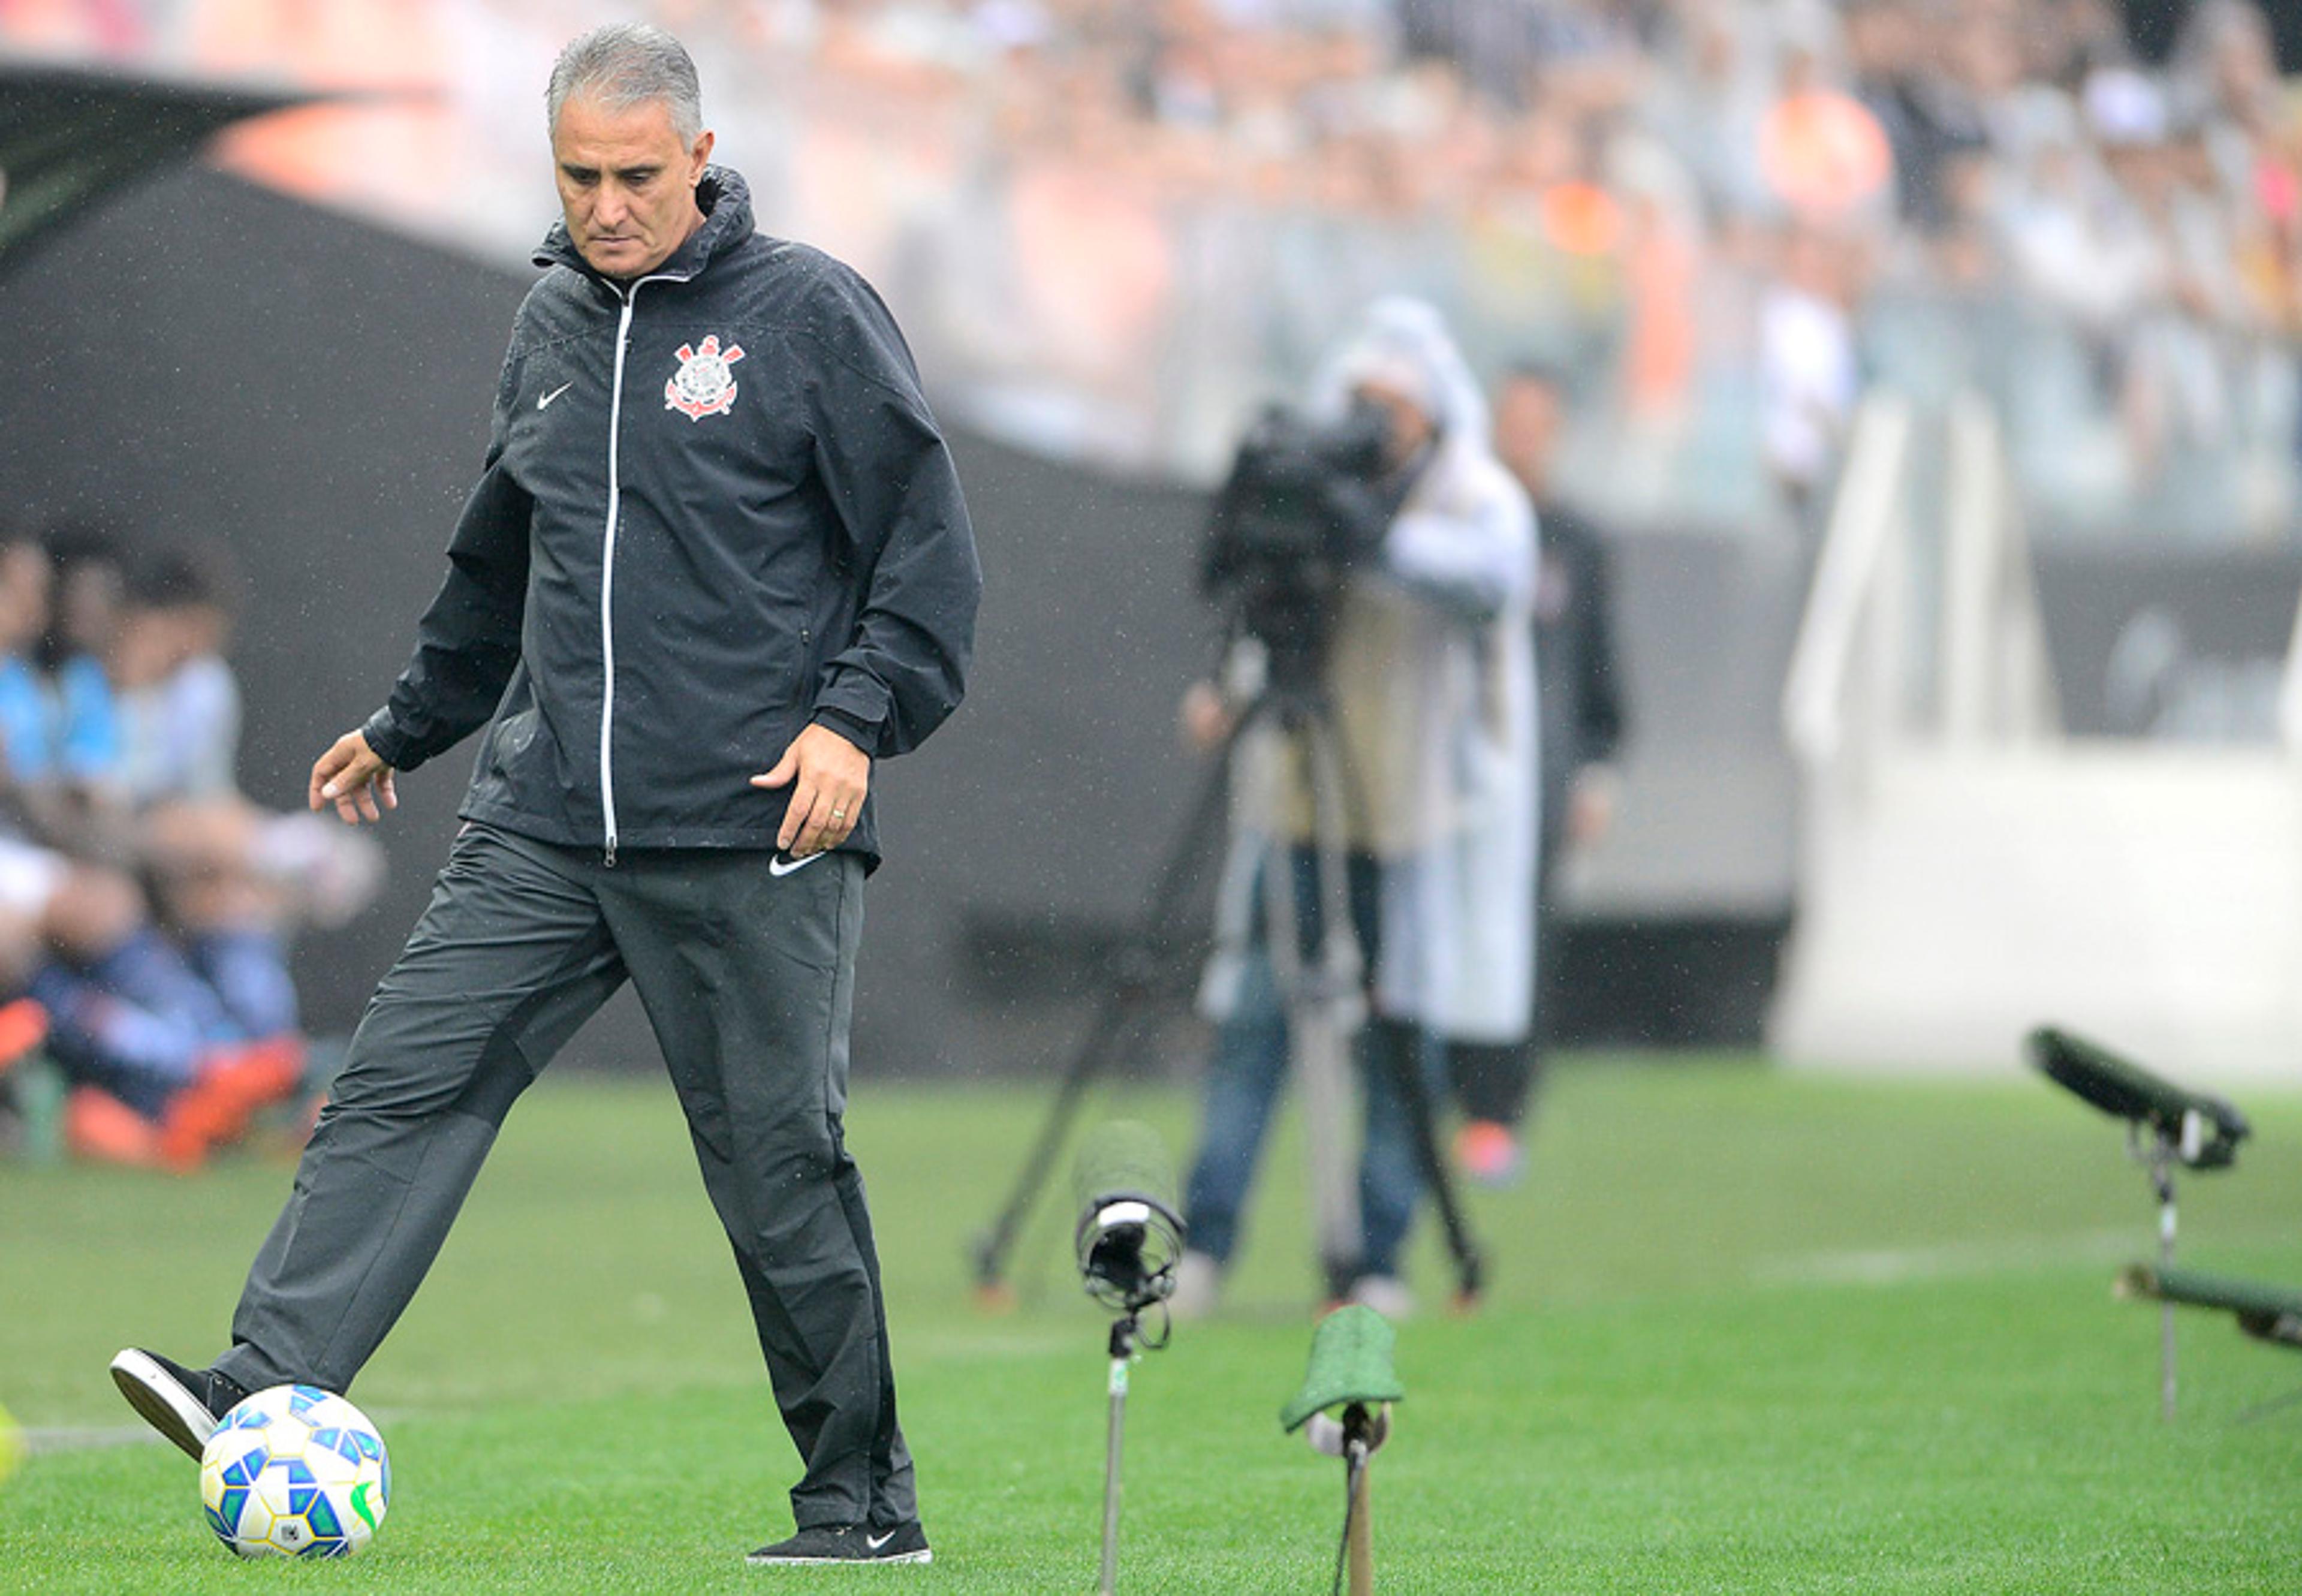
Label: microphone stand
xmin=2131 ymin=1123 xmax=2180 ymax=1421
xmin=1078 ymin=1191 xmax=1179 ymax=1596
xmin=1099 ymin=1306 xmax=1145 ymax=1596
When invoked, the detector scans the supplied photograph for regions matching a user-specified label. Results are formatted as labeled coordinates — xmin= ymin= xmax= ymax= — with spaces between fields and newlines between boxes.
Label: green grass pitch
xmin=5 ymin=1055 xmax=2302 ymax=1591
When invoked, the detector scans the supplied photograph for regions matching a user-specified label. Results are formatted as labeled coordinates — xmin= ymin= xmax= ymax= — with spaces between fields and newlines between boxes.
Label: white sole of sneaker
xmin=108 ymin=1348 xmax=218 ymax=1461
xmin=744 ymin=1551 xmax=933 ymax=1567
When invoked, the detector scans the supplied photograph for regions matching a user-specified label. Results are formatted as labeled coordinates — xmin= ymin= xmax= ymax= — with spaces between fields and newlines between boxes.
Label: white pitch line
xmin=22 ymin=1404 xmax=430 ymax=1456
xmin=23 ymin=1425 xmax=166 ymax=1455
xmin=1756 ymin=1227 xmax=2155 ymax=1287
xmin=909 ymin=1330 xmax=1080 ymax=1360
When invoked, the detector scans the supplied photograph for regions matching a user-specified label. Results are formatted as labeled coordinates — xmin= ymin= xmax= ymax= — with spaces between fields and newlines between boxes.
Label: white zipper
xmin=598 ymin=271 xmax=686 ymax=867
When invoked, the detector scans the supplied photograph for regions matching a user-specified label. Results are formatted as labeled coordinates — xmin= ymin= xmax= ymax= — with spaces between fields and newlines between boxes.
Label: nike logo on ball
xmin=768 ymin=851 xmax=826 ymax=878
xmin=538 ymin=382 xmax=573 ymax=410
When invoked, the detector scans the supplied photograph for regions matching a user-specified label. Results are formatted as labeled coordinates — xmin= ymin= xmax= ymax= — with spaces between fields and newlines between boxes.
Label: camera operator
xmin=1173 ymin=298 xmax=1537 ymax=1319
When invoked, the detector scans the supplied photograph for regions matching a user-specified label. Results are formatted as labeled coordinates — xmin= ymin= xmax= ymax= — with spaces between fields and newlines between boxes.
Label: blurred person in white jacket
xmin=1176 ymin=296 xmax=1536 ymax=1317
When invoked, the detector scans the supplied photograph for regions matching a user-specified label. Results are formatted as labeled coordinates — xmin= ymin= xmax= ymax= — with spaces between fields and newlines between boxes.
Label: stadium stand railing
xmin=1773 ymin=387 xmax=2302 ymax=1077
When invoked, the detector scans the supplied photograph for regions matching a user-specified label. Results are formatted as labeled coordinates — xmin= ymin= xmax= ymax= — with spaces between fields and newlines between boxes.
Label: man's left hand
xmin=752 ymin=724 xmax=870 ymax=857
xmin=1566 ymin=764 xmax=1620 ymax=849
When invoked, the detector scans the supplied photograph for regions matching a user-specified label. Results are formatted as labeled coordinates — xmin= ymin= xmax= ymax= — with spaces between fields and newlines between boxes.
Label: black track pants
xmin=213 ymin=822 xmax=914 ymax=1531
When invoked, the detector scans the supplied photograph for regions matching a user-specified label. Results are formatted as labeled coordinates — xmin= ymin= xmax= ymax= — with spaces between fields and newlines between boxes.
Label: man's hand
xmin=1178 ymin=679 xmax=1236 ymax=754
xmin=310 ymin=730 xmax=398 ymax=826
xmin=1566 ymin=764 xmax=1620 ymax=850
xmin=752 ymin=723 xmax=869 ymax=857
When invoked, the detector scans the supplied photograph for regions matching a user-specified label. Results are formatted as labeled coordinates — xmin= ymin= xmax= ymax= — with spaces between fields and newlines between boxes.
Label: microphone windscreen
xmin=2026 ymin=1028 xmax=2179 ymax=1122
xmin=1072 ymin=1120 xmax=1177 ymax=1216
xmin=2124 ymin=1266 xmax=2302 ymax=1320
xmin=2026 ymin=1026 xmax=2249 ymax=1169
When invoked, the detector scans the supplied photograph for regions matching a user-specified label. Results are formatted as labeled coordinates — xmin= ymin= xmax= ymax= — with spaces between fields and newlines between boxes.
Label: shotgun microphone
xmin=2026 ymin=1027 xmax=2249 ymax=1170
xmin=1072 ymin=1121 xmax=1185 ymax=1314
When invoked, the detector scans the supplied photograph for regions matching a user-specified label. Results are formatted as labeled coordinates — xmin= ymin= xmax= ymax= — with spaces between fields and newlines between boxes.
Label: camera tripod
xmin=971 ymin=679 xmax=1484 ymax=1309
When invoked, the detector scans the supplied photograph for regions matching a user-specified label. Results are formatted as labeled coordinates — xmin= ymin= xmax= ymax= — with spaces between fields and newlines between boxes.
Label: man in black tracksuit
xmin=109 ymin=25 xmax=978 ymax=1567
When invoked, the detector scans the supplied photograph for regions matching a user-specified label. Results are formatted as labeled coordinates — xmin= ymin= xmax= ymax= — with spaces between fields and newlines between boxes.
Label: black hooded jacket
xmin=360 ymin=168 xmax=980 ymax=867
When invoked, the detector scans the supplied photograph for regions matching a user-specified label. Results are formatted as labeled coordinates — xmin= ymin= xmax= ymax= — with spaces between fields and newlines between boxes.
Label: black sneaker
xmin=109 ymin=1348 xmax=249 ymax=1461
xmin=746 ymin=1522 xmax=932 ymax=1566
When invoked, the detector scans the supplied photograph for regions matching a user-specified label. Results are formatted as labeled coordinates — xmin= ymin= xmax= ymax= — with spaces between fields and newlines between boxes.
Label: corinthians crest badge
xmin=665 ymin=335 xmax=745 ymax=420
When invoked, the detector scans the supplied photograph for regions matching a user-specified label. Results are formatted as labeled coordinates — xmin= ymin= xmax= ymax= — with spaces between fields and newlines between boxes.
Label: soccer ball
xmin=197 ymin=1384 xmax=390 ymax=1558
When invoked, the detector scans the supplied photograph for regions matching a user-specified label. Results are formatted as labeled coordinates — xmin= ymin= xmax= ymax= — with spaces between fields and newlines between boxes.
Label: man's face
xmin=551 ymin=94 xmax=715 ymax=279
xmin=1351 ymin=378 xmax=1438 ymax=471
xmin=58 ymin=561 xmax=122 ymax=657
xmin=1492 ymin=376 xmax=1564 ymax=492
xmin=0 ymin=544 xmax=50 ymax=654
xmin=109 ymin=608 xmax=181 ymax=690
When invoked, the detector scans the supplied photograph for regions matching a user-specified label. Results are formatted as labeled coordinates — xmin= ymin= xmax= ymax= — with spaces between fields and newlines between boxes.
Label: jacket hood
xmin=534 ymin=164 xmax=756 ymax=282
xmin=1311 ymin=296 xmax=1490 ymax=457
xmin=1312 ymin=295 xmax=1509 ymax=517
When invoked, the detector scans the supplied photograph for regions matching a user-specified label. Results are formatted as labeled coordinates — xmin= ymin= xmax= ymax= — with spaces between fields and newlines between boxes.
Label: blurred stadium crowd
xmin=807 ymin=0 xmax=2302 ymax=537
xmin=3 ymin=0 xmax=2298 ymax=1170
xmin=0 ymin=523 xmax=378 ymax=1170
xmin=10 ymin=1 xmax=2299 ymax=535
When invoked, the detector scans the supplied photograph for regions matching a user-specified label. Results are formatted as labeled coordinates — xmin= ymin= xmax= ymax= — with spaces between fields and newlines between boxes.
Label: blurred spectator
xmin=110 ymin=542 xmax=243 ymax=806
xmin=15 ymin=0 xmax=2301 ymax=530
xmin=1846 ymin=0 xmax=1955 ymax=230
xmin=1759 ymin=221 xmax=1864 ymax=515
xmin=1450 ymin=360 xmax=1624 ymax=1187
xmin=107 ymin=543 xmax=384 ymax=1042
xmin=37 ymin=517 xmax=128 ymax=801
xmin=1642 ymin=1 xmax=1778 ymax=224
xmin=0 ymin=527 xmax=300 ymax=1170
xmin=1759 ymin=31 xmax=1894 ymax=224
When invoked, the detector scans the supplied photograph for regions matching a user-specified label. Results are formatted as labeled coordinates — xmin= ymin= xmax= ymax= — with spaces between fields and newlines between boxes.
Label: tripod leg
xmin=1283 ymin=712 xmax=1407 ymax=1302
xmin=1297 ymin=718 xmax=1378 ymax=1296
xmin=974 ymin=1001 xmax=1134 ymax=1294
xmin=973 ymin=737 xmax=1246 ymax=1296
xmin=1295 ymin=710 xmax=1487 ymax=1311
xmin=1370 ymin=1020 xmax=1486 ymax=1308
xmin=1264 ymin=841 xmax=1364 ymax=1298
xmin=1297 ymin=1008 xmax=1364 ymax=1300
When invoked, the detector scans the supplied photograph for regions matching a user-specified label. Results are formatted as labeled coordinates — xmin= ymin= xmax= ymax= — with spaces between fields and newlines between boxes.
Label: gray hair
xmin=546 ymin=24 xmax=703 ymax=143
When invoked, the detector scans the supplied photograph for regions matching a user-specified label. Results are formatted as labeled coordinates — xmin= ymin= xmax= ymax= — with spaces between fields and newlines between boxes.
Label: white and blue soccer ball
xmin=197 ymin=1384 xmax=390 ymax=1558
